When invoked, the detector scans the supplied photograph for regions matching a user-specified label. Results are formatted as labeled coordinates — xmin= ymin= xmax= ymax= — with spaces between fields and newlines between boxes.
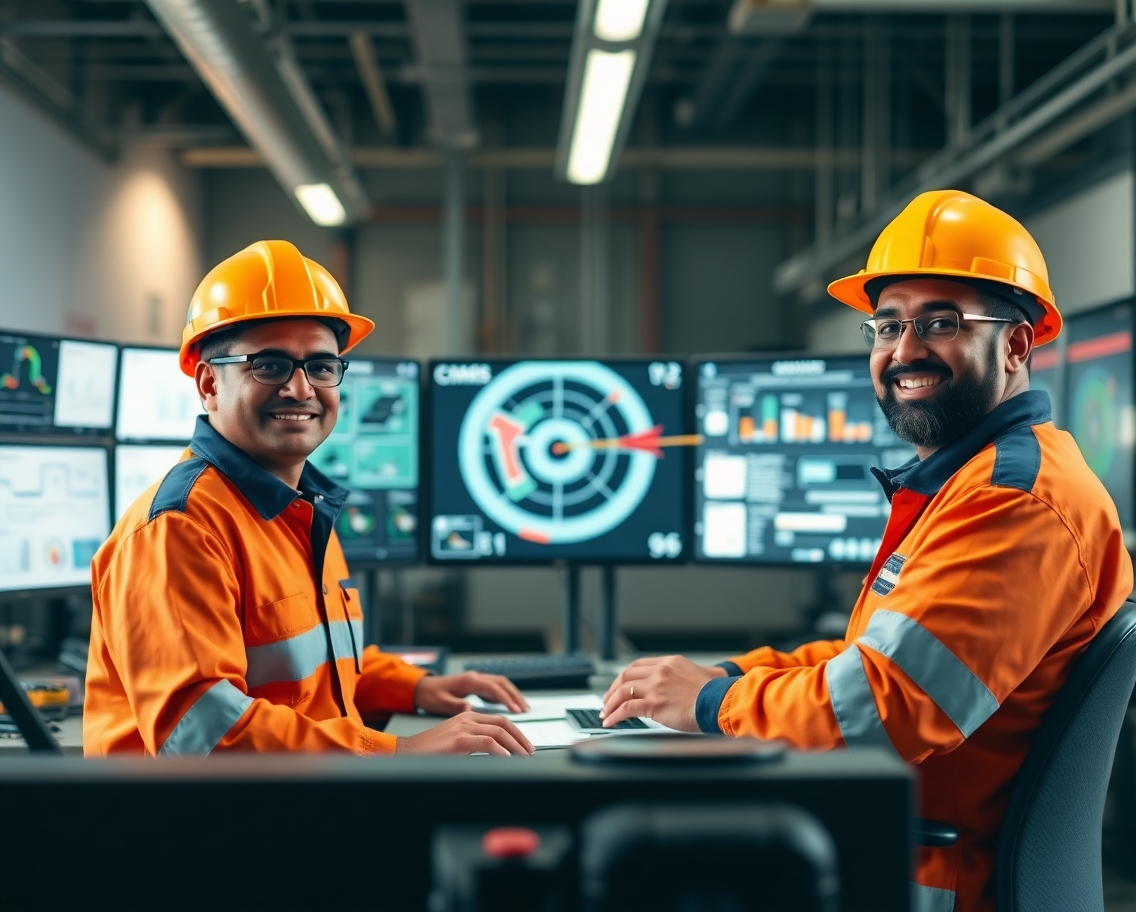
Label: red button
xmin=482 ymin=827 xmax=540 ymax=859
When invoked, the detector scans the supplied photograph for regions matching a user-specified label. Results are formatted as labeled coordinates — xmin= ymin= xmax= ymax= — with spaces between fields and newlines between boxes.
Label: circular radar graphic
xmin=458 ymin=362 xmax=658 ymax=544
xmin=1071 ymin=366 xmax=1118 ymax=478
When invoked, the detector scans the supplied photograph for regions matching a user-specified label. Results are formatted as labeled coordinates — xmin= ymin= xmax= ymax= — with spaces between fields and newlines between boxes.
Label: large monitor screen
xmin=1030 ymin=342 xmax=1064 ymax=429
xmin=116 ymin=347 xmax=204 ymax=442
xmin=0 ymin=445 xmax=111 ymax=592
xmin=694 ymin=356 xmax=915 ymax=565
xmin=115 ymin=444 xmax=187 ymax=520
xmin=0 ymin=331 xmax=117 ymax=436
xmin=309 ymin=358 xmax=420 ymax=563
xmin=1064 ymin=301 xmax=1134 ymax=535
xmin=428 ymin=359 xmax=688 ymax=564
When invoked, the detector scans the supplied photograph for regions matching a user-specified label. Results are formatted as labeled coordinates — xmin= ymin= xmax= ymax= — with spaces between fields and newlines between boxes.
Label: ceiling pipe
xmin=143 ymin=0 xmax=370 ymax=226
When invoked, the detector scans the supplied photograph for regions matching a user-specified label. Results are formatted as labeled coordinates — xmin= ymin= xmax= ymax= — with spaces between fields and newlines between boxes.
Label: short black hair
xmin=196 ymin=317 xmax=349 ymax=365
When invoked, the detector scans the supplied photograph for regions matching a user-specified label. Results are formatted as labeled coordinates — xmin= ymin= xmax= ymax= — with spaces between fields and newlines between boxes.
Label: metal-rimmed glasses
xmin=861 ymin=311 xmax=1015 ymax=350
xmin=207 ymin=352 xmax=349 ymax=387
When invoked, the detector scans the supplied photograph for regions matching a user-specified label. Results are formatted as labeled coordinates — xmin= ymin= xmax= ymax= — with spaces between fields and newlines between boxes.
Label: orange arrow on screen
xmin=551 ymin=425 xmax=704 ymax=458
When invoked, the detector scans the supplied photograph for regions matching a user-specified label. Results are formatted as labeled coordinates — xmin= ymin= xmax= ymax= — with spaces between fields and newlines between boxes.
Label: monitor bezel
xmin=322 ymin=354 xmax=423 ymax=569
xmin=1060 ymin=296 xmax=1136 ymax=548
xmin=423 ymin=355 xmax=693 ymax=567
xmin=0 ymin=438 xmax=114 ymax=599
xmin=689 ymin=350 xmax=894 ymax=570
xmin=114 ymin=343 xmax=204 ymax=444
xmin=0 ymin=329 xmax=119 ymax=438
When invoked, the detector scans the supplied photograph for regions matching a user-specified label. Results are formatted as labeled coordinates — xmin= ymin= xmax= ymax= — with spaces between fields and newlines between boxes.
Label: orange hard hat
xmin=179 ymin=240 xmax=374 ymax=375
xmin=827 ymin=189 xmax=1061 ymax=345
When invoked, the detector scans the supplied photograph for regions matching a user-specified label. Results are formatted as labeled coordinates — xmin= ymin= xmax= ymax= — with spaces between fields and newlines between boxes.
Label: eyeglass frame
xmin=207 ymin=351 xmax=350 ymax=387
xmin=861 ymin=310 xmax=1017 ymax=350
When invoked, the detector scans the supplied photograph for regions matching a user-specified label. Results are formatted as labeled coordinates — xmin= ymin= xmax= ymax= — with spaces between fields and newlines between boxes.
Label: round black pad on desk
xmin=570 ymin=735 xmax=785 ymax=765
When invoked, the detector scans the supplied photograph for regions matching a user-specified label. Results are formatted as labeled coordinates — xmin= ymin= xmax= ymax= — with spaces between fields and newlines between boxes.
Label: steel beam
xmin=773 ymin=19 xmax=1136 ymax=298
xmin=405 ymin=0 xmax=477 ymax=149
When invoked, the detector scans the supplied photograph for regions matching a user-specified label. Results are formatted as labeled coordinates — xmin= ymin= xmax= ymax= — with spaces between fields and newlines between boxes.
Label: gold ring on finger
xmin=629 ymin=685 xmax=635 ymax=697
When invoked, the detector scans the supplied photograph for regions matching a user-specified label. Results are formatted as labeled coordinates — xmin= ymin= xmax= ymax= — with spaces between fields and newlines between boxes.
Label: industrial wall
xmin=0 ymin=82 xmax=203 ymax=348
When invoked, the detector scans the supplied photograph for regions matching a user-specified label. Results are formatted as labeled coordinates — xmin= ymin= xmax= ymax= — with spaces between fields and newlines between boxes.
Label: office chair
xmin=580 ymin=802 xmax=840 ymax=912
xmin=917 ymin=602 xmax=1136 ymax=912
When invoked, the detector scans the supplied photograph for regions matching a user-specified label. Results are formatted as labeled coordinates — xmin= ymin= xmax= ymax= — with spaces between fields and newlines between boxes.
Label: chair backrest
xmin=997 ymin=601 xmax=1136 ymax=912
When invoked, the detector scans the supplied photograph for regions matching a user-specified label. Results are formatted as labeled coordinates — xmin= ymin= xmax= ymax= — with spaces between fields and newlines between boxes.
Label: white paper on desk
xmin=515 ymin=719 xmax=593 ymax=750
xmin=467 ymin=693 xmax=602 ymax=722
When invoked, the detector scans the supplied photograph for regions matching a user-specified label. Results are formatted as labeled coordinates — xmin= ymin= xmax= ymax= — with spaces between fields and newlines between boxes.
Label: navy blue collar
xmin=188 ymin=415 xmax=348 ymax=521
xmin=872 ymin=389 xmax=1052 ymax=501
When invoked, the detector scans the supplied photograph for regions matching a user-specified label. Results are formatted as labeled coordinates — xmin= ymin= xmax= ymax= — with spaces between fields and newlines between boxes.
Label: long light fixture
xmin=594 ymin=0 xmax=650 ymax=42
xmin=567 ymin=50 xmax=637 ymax=184
xmin=295 ymin=183 xmax=348 ymax=226
xmin=555 ymin=0 xmax=669 ymax=186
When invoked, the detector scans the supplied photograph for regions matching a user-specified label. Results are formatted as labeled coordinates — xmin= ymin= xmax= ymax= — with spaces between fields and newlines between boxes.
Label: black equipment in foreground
xmin=0 ymin=747 xmax=911 ymax=911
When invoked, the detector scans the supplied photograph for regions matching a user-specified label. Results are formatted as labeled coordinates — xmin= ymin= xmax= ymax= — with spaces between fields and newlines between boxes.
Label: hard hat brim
xmin=827 ymin=268 xmax=1062 ymax=346
xmin=179 ymin=311 xmax=375 ymax=376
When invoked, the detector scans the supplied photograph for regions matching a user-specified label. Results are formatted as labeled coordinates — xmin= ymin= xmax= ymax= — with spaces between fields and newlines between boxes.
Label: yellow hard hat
xmin=827 ymin=190 xmax=1061 ymax=345
xmin=179 ymin=240 xmax=375 ymax=376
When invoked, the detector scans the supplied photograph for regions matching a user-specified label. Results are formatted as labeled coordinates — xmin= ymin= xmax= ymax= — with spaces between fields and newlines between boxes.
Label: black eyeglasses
xmin=861 ymin=311 xmax=1015 ymax=350
xmin=208 ymin=352 xmax=349 ymax=388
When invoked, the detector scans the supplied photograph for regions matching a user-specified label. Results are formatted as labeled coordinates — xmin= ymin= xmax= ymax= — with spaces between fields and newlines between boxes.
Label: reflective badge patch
xmin=871 ymin=553 xmax=907 ymax=597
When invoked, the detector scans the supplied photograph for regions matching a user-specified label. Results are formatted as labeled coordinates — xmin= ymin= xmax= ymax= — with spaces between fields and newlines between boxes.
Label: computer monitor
xmin=1064 ymin=300 xmax=1134 ymax=535
xmin=693 ymin=355 xmax=915 ymax=565
xmin=309 ymin=358 xmax=420 ymax=563
xmin=427 ymin=359 xmax=688 ymax=564
xmin=116 ymin=346 xmax=204 ymax=442
xmin=0 ymin=445 xmax=111 ymax=593
xmin=0 ymin=331 xmax=117 ymax=436
xmin=1030 ymin=342 xmax=1064 ymax=429
xmin=114 ymin=444 xmax=187 ymax=520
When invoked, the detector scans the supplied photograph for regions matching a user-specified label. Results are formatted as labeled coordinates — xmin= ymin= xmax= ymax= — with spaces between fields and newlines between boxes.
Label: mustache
xmin=881 ymin=360 xmax=951 ymax=386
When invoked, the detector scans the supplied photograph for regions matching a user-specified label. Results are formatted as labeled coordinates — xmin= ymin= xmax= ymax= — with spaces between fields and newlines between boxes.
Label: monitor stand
xmin=561 ymin=565 xmax=618 ymax=659
xmin=0 ymin=646 xmax=61 ymax=753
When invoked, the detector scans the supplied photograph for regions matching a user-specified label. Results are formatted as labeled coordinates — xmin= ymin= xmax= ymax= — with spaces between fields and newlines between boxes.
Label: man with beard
xmin=599 ymin=190 xmax=1133 ymax=911
xmin=85 ymin=241 xmax=533 ymax=758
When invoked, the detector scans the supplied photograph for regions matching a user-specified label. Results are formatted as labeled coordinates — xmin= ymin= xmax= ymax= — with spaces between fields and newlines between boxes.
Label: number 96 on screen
xmin=648 ymin=532 xmax=683 ymax=559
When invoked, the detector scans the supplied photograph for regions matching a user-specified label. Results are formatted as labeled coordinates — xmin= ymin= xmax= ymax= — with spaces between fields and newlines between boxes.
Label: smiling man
xmin=85 ymin=240 xmax=533 ymax=758
xmin=600 ymin=191 xmax=1133 ymax=911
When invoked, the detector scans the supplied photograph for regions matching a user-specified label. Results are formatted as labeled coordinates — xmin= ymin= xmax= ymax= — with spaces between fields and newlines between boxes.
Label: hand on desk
xmin=601 ymin=656 xmax=729 ymax=732
xmin=395 ymin=711 xmax=534 ymax=756
xmin=413 ymin=672 xmax=530 ymax=715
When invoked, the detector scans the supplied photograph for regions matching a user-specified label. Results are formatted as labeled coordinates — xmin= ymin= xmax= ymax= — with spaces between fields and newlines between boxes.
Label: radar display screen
xmin=428 ymin=359 xmax=688 ymax=564
xmin=694 ymin=356 xmax=914 ymax=565
xmin=1064 ymin=301 xmax=1134 ymax=534
xmin=0 ymin=332 xmax=117 ymax=436
xmin=0 ymin=445 xmax=110 ymax=593
xmin=116 ymin=347 xmax=204 ymax=442
xmin=309 ymin=358 xmax=419 ymax=563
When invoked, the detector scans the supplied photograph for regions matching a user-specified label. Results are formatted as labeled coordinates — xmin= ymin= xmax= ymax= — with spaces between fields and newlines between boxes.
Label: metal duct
xmin=144 ymin=0 xmax=370 ymax=225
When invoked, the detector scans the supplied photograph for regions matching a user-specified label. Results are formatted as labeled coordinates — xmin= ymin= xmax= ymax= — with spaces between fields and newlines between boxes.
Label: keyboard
xmin=566 ymin=708 xmax=648 ymax=732
xmin=463 ymin=654 xmax=596 ymax=689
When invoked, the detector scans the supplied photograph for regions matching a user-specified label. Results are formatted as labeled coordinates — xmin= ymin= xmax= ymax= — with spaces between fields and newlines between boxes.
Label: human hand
xmin=394 ymin=711 xmax=534 ymax=756
xmin=413 ymin=672 xmax=529 ymax=716
xmin=600 ymin=655 xmax=720 ymax=732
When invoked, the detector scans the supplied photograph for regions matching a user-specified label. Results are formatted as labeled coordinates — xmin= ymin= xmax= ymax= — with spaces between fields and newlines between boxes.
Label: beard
xmin=876 ymin=342 xmax=1000 ymax=449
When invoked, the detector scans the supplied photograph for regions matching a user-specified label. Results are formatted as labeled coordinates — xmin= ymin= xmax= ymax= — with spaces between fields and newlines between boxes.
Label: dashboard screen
xmin=694 ymin=356 xmax=914 ymax=565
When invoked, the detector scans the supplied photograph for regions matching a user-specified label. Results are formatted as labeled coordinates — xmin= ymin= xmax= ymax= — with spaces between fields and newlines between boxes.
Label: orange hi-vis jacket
xmin=695 ymin=391 xmax=1133 ymax=912
xmin=84 ymin=416 xmax=427 ymax=756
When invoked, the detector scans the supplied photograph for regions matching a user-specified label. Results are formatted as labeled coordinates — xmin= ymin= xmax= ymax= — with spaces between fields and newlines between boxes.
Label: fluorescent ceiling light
xmin=295 ymin=183 xmax=347 ymax=226
xmin=594 ymin=0 xmax=650 ymax=42
xmin=566 ymin=49 xmax=637 ymax=184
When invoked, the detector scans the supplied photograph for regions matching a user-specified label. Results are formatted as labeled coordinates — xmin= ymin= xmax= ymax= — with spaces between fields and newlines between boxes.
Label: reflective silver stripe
xmin=912 ymin=883 xmax=955 ymax=912
xmin=159 ymin=680 xmax=253 ymax=756
xmin=245 ymin=621 xmax=360 ymax=687
xmin=826 ymin=645 xmax=900 ymax=757
xmin=246 ymin=624 xmax=330 ymax=688
xmin=859 ymin=610 xmax=1000 ymax=738
xmin=328 ymin=620 xmax=357 ymax=664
